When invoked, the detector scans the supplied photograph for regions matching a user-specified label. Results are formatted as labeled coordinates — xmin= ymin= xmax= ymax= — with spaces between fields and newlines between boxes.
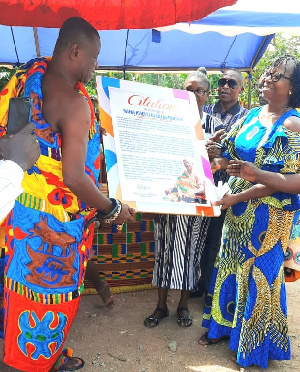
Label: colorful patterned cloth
xmin=0 ymin=58 xmax=100 ymax=371
xmin=165 ymin=169 xmax=206 ymax=203
xmin=202 ymin=107 xmax=300 ymax=369
xmin=285 ymin=210 xmax=300 ymax=282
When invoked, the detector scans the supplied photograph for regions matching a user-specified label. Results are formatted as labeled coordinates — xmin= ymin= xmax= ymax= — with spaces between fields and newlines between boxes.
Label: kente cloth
xmin=284 ymin=210 xmax=300 ymax=282
xmin=0 ymin=58 xmax=100 ymax=372
xmin=202 ymin=107 xmax=300 ymax=369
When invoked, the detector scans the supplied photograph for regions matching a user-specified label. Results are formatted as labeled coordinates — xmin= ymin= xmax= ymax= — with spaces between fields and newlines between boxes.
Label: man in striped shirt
xmin=199 ymin=69 xmax=248 ymax=298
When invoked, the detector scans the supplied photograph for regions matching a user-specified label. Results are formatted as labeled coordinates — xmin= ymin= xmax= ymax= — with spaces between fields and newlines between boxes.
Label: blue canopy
xmin=0 ymin=26 xmax=274 ymax=73
xmin=1 ymin=0 xmax=299 ymax=72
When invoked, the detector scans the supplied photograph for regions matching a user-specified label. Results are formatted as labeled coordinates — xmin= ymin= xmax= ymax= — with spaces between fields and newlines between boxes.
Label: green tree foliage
xmin=0 ymin=67 xmax=16 ymax=91
xmin=246 ymin=33 xmax=300 ymax=107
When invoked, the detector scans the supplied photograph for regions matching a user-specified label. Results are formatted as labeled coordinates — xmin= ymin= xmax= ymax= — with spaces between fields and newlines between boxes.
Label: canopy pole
xmin=10 ymin=26 xmax=20 ymax=65
xmin=33 ymin=27 xmax=41 ymax=58
xmin=247 ymin=72 xmax=252 ymax=109
xmin=123 ymin=29 xmax=130 ymax=79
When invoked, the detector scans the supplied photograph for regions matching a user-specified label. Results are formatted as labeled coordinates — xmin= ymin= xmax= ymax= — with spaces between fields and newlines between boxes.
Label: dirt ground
xmin=0 ymin=281 xmax=299 ymax=372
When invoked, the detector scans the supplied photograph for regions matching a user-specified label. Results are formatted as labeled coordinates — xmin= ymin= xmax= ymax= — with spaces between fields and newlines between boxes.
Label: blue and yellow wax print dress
xmin=0 ymin=58 xmax=100 ymax=372
xmin=202 ymin=107 xmax=300 ymax=369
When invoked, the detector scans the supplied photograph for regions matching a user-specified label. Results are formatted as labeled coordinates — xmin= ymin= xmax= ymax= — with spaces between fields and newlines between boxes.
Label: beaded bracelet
xmin=96 ymin=198 xmax=122 ymax=224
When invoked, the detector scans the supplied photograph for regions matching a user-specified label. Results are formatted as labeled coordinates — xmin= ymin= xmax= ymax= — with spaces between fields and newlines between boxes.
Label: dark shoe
xmin=176 ymin=307 xmax=192 ymax=327
xmin=50 ymin=349 xmax=84 ymax=372
xmin=144 ymin=307 xmax=169 ymax=328
xmin=56 ymin=357 xmax=85 ymax=371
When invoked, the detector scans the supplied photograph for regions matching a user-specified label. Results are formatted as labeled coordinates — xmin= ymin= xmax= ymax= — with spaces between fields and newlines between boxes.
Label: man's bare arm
xmin=60 ymin=97 xmax=133 ymax=222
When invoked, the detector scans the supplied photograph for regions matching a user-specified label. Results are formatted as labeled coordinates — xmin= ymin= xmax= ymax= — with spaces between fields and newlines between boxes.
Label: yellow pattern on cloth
xmin=0 ymin=58 xmax=99 ymax=222
xmin=0 ymin=58 xmax=100 ymax=372
xmin=203 ymin=107 xmax=300 ymax=369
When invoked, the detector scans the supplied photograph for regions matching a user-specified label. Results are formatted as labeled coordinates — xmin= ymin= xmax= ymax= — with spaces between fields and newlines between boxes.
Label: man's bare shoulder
xmin=42 ymin=74 xmax=90 ymax=132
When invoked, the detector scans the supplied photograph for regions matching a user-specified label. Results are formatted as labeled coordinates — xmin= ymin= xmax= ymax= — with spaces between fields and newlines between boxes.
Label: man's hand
xmin=114 ymin=204 xmax=135 ymax=224
xmin=206 ymin=140 xmax=222 ymax=160
xmin=227 ymin=159 xmax=260 ymax=183
xmin=209 ymin=129 xmax=225 ymax=143
xmin=0 ymin=123 xmax=40 ymax=171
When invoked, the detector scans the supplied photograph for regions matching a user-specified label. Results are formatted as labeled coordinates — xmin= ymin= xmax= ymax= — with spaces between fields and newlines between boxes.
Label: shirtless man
xmin=0 ymin=17 xmax=133 ymax=372
xmin=42 ymin=19 xmax=132 ymax=219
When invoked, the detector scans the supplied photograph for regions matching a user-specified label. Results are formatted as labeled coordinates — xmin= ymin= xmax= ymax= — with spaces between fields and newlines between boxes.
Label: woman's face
xmin=184 ymin=77 xmax=209 ymax=112
xmin=260 ymin=61 xmax=294 ymax=103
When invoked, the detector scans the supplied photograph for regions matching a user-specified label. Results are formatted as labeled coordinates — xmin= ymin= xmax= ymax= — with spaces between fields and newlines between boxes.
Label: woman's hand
xmin=212 ymin=193 xmax=239 ymax=210
xmin=227 ymin=159 xmax=261 ymax=183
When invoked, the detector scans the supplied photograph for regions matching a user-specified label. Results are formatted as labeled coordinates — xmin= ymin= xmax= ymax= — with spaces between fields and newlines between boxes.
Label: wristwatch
xmin=96 ymin=198 xmax=122 ymax=224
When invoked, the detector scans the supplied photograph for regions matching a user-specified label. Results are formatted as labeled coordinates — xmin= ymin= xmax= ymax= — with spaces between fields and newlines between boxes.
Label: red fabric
xmin=0 ymin=0 xmax=237 ymax=29
xmin=3 ymin=288 xmax=81 ymax=372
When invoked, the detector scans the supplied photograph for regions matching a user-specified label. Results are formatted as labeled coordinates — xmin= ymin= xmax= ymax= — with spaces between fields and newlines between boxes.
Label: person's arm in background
xmin=213 ymin=183 xmax=277 ymax=210
xmin=206 ymin=141 xmax=229 ymax=170
xmin=0 ymin=123 xmax=40 ymax=220
xmin=227 ymin=159 xmax=300 ymax=194
xmin=214 ymin=158 xmax=300 ymax=210
xmin=0 ymin=160 xmax=24 ymax=221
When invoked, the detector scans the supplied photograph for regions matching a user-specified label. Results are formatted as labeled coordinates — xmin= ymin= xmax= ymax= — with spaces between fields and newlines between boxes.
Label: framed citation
xmin=96 ymin=76 xmax=220 ymax=217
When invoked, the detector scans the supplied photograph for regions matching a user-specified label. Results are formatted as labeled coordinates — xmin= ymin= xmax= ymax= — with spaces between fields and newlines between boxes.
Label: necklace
xmin=268 ymin=105 xmax=290 ymax=117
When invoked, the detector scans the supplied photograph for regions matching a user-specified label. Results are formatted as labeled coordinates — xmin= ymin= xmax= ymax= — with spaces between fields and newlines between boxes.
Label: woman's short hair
xmin=185 ymin=67 xmax=210 ymax=91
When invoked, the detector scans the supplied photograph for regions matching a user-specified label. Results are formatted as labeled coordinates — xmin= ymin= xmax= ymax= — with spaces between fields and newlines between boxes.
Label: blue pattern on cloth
xmin=223 ymin=107 xmax=300 ymax=211
xmin=0 ymin=58 xmax=101 ymax=346
xmin=6 ymin=203 xmax=85 ymax=294
xmin=18 ymin=310 xmax=67 ymax=359
xmin=202 ymin=107 xmax=300 ymax=369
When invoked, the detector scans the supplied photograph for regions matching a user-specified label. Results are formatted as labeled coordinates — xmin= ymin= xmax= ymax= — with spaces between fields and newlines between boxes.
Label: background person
xmin=204 ymin=68 xmax=248 ymax=131
xmin=199 ymin=55 xmax=300 ymax=371
xmin=0 ymin=123 xmax=40 ymax=341
xmin=144 ymin=68 xmax=222 ymax=329
xmin=0 ymin=123 xmax=40 ymax=221
xmin=199 ymin=69 xmax=249 ymax=298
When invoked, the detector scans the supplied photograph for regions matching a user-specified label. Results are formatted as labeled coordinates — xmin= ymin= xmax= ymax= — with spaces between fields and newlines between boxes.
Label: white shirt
xmin=0 ymin=160 xmax=24 ymax=221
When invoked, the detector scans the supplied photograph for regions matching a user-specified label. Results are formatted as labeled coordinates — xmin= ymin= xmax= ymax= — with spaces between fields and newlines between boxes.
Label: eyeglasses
xmin=186 ymin=87 xmax=208 ymax=96
xmin=218 ymin=78 xmax=239 ymax=89
xmin=263 ymin=71 xmax=292 ymax=82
